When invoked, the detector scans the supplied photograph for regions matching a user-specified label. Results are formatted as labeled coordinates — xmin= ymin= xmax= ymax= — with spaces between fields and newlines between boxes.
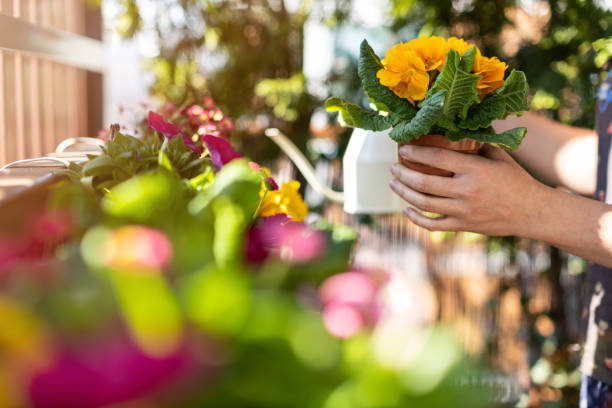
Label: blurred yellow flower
xmin=259 ymin=180 xmax=308 ymax=222
xmin=446 ymin=37 xmax=477 ymax=56
xmin=377 ymin=43 xmax=429 ymax=103
xmin=473 ymin=49 xmax=508 ymax=98
xmin=407 ymin=36 xmax=448 ymax=71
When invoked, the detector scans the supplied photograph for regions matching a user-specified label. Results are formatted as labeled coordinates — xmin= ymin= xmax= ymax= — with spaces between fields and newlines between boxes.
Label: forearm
xmin=525 ymin=183 xmax=612 ymax=267
xmin=493 ymin=112 xmax=597 ymax=195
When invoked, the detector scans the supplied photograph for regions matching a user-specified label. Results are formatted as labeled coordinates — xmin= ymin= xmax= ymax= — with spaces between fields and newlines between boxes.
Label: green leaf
xmin=188 ymin=159 xmax=261 ymax=217
xmin=158 ymin=150 xmax=174 ymax=171
xmin=358 ymin=39 xmax=417 ymax=118
xmin=460 ymin=46 xmax=478 ymax=73
xmin=325 ymin=97 xmax=394 ymax=131
xmin=82 ymin=155 xmax=130 ymax=178
xmin=102 ymin=168 xmax=181 ymax=222
xmin=427 ymin=49 xmax=481 ymax=120
xmin=498 ymin=69 xmax=529 ymax=118
xmin=388 ymin=91 xmax=444 ymax=143
xmin=447 ymin=126 xmax=527 ymax=150
xmin=189 ymin=168 xmax=215 ymax=191
xmin=458 ymin=93 xmax=506 ymax=130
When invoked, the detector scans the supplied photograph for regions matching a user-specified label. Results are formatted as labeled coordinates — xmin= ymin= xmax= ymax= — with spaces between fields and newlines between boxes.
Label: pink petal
xmin=245 ymin=216 xmax=325 ymax=265
xmin=318 ymin=272 xmax=377 ymax=307
xmin=182 ymin=135 xmax=203 ymax=155
xmin=148 ymin=111 xmax=179 ymax=138
xmin=202 ymin=135 xmax=242 ymax=170
xmin=29 ymin=336 xmax=196 ymax=408
xmin=265 ymin=177 xmax=279 ymax=191
xmin=322 ymin=303 xmax=363 ymax=339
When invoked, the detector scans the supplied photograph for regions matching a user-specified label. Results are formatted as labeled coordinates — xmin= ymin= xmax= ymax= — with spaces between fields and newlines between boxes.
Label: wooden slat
xmin=13 ymin=0 xmax=26 ymax=159
xmin=0 ymin=0 xmax=104 ymax=166
xmin=27 ymin=0 xmax=42 ymax=158
xmin=0 ymin=12 xmax=105 ymax=73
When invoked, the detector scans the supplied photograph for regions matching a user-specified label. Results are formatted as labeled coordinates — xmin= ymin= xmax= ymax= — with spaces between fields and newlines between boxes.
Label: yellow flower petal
xmin=377 ymin=69 xmax=402 ymax=87
xmin=259 ymin=180 xmax=308 ymax=222
xmin=407 ymin=36 xmax=448 ymax=71
xmin=377 ymin=42 xmax=430 ymax=102
xmin=447 ymin=37 xmax=477 ymax=56
xmin=473 ymin=49 xmax=508 ymax=98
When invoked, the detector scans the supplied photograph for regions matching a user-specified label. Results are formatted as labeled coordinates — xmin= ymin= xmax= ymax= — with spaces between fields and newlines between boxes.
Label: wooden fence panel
xmin=0 ymin=0 xmax=104 ymax=165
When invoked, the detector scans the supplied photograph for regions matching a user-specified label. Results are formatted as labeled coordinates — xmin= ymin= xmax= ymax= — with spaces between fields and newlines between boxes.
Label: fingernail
xmin=389 ymin=179 xmax=397 ymax=189
xmin=399 ymin=146 xmax=409 ymax=157
xmin=390 ymin=163 xmax=398 ymax=173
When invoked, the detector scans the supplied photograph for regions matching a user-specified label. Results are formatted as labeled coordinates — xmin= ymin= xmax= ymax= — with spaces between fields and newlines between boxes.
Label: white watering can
xmin=265 ymin=128 xmax=406 ymax=214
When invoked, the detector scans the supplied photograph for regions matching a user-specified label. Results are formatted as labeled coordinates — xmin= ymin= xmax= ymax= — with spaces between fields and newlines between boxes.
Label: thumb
xmin=480 ymin=144 xmax=513 ymax=163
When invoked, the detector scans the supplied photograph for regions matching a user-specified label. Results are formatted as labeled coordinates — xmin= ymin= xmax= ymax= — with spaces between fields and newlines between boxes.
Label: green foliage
xmin=498 ymin=70 xmax=530 ymax=118
xmin=389 ymin=91 xmax=444 ymax=142
xmin=328 ymin=40 xmax=529 ymax=149
xmin=388 ymin=0 xmax=612 ymax=128
xmin=357 ymin=40 xmax=417 ymax=118
xmin=460 ymin=46 xmax=478 ymax=73
xmin=80 ymin=132 xmax=209 ymax=194
xmin=426 ymin=49 xmax=481 ymax=119
xmin=325 ymin=97 xmax=395 ymax=131
xmin=447 ymin=126 xmax=527 ymax=150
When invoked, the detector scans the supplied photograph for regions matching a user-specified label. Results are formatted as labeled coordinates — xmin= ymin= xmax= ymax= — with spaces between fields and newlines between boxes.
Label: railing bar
xmin=41 ymin=0 xmax=55 ymax=155
xmin=13 ymin=0 xmax=26 ymax=160
xmin=28 ymin=0 xmax=42 ymax=157
xmin=0 ymin=13 xmax=106 ymax=73
xmin=0 ymin=0 xmax=5 ymax=165
xmin=53 ymin=0 xmax=65 ymax=150
xmin=65 ymin=0 xmax=78 ymax=141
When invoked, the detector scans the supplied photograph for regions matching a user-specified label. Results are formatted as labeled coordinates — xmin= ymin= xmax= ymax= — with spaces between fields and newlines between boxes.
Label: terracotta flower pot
xmin=398 ymin=134 xmax=483 ymax=177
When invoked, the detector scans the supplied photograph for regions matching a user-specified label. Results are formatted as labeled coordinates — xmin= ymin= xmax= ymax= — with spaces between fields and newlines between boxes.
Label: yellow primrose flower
xmin=407 ymin=35 xmax=448 ymax=71
xmin=259 ymin=180 xmax=308 ymax=222
xmin=472 ymin=49 xmax=508 ymax=98
xmin=446 ymin=36 xmax=477 ymax=56
xmin=376 ymin=43 xmax=430 ymax=103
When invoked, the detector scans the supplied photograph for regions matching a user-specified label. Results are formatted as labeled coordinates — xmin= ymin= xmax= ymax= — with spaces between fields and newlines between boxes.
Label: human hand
xmin=389 ymin=144 xmax=545 ymax=236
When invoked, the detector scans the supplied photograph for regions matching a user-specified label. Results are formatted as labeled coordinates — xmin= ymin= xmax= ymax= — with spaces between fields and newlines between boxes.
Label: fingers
xmin=399 ymin=144 xmax=484 ymax=174
xmin=390 ymin=179 xmax=455 ymax=215
xmin=403 ymin=208 xmax=460 ymax=231
xmin=390 ymin=163 xmax=458 ymax=197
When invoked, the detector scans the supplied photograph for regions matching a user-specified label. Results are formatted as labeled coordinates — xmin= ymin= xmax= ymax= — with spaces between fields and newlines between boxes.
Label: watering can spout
xmin=265 ymin=127 xmax=405 ymax=214
xmin=265 ymin=128 xmax=345 ymax=204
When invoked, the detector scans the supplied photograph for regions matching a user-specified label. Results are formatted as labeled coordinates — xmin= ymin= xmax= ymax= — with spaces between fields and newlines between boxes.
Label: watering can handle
xmin=265 ymin=128 xmax=345 ymax=204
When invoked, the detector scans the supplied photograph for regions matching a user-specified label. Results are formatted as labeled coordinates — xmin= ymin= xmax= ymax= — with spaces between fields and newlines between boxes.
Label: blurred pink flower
xmin=0 ymin=210 xmax=75 ymax=275
xmin=318 ymin=270 xmax=383 ymax=338
xmin=28 ymin=210 xmax=74 ymax=245
xmin=202 ymin=135 xmax=242 ymax=170
xmin=29 ymin=336 xmax=196 ymax=408
xmin=148 ymin=111 xmax=179 ymax=138
xmin=221 ymin=118 xmax=234 ymax=133
xmin=322 ymin=302 xmax=363 ymax=339
xmin=0 ymin=236 xmax=24 ymax=274
xmin=248 ymin=161 xmax=261 ymax=171
xmin=203 ymin=96 xmax=216 ymax=110
xmin=246 ymin=215 xmax=325 ymax=265
xmin=104 ymin=226 xmax=173 ymax=271
xmin=319 ymin=271 xmax=377 ymax=307
xmin=187 ymin=105 xmax=206 ymax=119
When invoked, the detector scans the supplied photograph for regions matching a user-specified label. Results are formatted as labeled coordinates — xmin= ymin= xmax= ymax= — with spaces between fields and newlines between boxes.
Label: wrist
xmin=515 ymin=181 xmax=556 ymax=240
